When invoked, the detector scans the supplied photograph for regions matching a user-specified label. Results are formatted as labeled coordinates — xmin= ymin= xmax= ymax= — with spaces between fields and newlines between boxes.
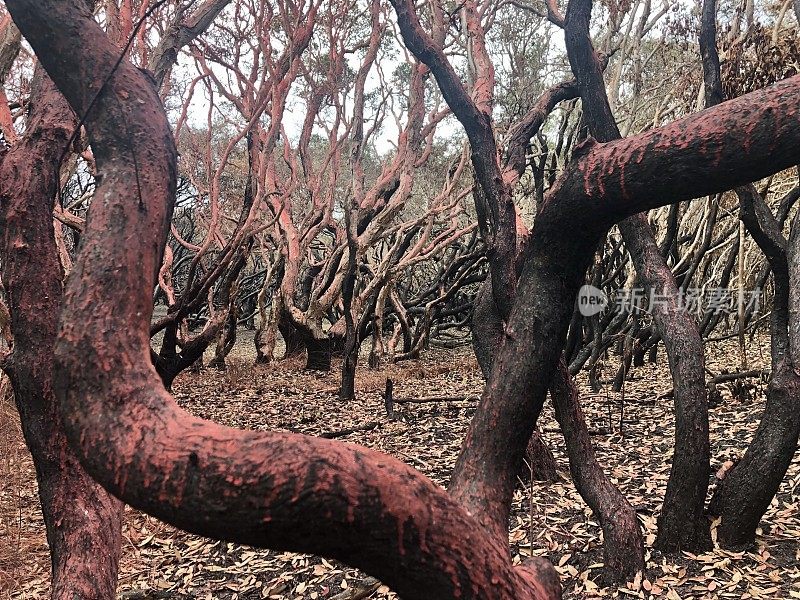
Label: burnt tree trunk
xmin=302 ymin=329 xmax=333 ymax=371
xmin=209 ymin=305 xmax=239 ymax=371
xmin=339 ymin=202 xmax=359 ymax=400
xmin=0 ymin=68 xmax=122 ymax=599
xmin=708 ymin=363 xmax=800 ymax=548
xmin=700 ymin=0 xmax=800 ymax=550
xmin=519 ymin=431 xmax=559 ymax=483
xmin=565 ymin=0 xmax=711 ymax=551
xmin=550 ymin=360 xmax=645 ymax=583
xmin=621 ymin=214 xmax=712 ymax=552
xmin=278 ymin=306 xmax=305 ymax=358
xmin=471 ymin=278 xmax=503 ymax=378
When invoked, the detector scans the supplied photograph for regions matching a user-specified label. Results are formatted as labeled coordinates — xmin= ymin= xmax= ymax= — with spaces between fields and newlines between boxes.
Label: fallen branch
xmin=542 ymin=426 xmax=610 ymax=436
xmin=658 ymin=369 xmax=768 ymax=400
xmin=320 ymin=421 xmax=380 ymax=439
xmin=709 ymin=369 xmax=768 ymax=385
xmin=329 ymin=577 xmax=381 ymax=600
xmin=390 ymin=394 xmax=481 ymax=404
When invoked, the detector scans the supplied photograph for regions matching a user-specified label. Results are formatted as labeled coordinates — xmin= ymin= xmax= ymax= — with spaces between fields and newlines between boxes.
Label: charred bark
xmin=301 ymin=329 xmax=333 ymax=371
xmin=622 ymin=214 xmax=712 ymax=553
xmin=339 ymin=204 xmax=359 ymax=400
xmin=519 ymin=431 xmax=559 ymax=483
xmin=278 ymin=307 xmax=305 ymax=358
xmin=708 ymin=362 xmax=800 ymax=548
xmin=550 ymin=360 xmax=645 ymax=583
xmin=565 ymin=0 xmax=711 ymax=552
xmin=700 ymin=0 xmax=800 ymax=550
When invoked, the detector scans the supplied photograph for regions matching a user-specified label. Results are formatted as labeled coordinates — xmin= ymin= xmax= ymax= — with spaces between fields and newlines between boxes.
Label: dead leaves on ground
xmin=1 ymin=335 xmax=799 ymax=599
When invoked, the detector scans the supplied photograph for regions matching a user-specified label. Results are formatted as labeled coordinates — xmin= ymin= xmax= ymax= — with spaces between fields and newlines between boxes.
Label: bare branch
xmin=148 ymin=0 xmax=233 ymax=89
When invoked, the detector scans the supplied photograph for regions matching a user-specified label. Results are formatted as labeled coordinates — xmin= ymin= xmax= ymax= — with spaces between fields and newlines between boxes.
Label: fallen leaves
xmin=1 ymin=336 xmax=799 ymax=599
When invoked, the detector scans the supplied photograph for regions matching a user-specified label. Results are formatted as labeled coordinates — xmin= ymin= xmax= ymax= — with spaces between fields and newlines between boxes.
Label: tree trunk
xmin=471 ymin=278 xmax=503 ymax=378
xmin=519 ymin=431 xmax=559 ymax=483
xmin=564 ymin=0 xmax=712 ymax=550
xmin=0 ymin=68 xmax=122 ymax=599
xmin=620 ymin=215 xmax=712 ymax=553
xmin=302 ymin=330 xmax=333 ymax=371
xmin=708 ymin=363 xmax=800 ymax=548
xmin=278 ymin=307 xmax=305 ymax=358
xmin=550 ymin=360 xmax=644 ymax=583
xmin=339 ymin=203 xmax=359 ymax=400
xmin=209 ymin=305 xmax=238 ymax=371
xmin=699 ymin=0 xmax=800 ymax=551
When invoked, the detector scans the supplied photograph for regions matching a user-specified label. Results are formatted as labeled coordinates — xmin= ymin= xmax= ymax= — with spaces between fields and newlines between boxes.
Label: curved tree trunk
xmin=0 ymin=68 xmax=122 ymax=599
xmin=550 ymin=360 xmax=645 ymax=583
xmin=620 ymin=215 xmax=712 ymax=553
xmin=700 ymin=0 xmax=800 ymax=550
xmin=564 ymin=0 xmax=711 ymax=551
xmin=708 ymin=362 xmax=800 ymax=548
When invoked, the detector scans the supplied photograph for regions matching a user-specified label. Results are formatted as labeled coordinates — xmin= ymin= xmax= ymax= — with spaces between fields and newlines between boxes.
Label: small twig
xmin=396 ymin=450 xmax=431 ymax=470
xmin=320 ymin=422 xmax=379 ymax=439
xmin=392 ymin=395 xmax=480 ymax=404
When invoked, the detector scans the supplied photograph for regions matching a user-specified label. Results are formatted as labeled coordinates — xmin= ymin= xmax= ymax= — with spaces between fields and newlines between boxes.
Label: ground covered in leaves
xmin=2 ymin=335 xmax=799 ymax=599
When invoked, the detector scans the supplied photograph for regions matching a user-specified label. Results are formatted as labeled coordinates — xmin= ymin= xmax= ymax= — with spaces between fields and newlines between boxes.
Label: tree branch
xmin=13 ymin=1 xmax=561 ymax=598
xmin=148 ymin=0 xmax=233 ymax=90
xmin=502 ymin=79 xmax=579 ymax=186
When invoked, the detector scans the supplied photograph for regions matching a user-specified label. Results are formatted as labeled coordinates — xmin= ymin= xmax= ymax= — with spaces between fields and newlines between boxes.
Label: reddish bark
xmin=441 ymin=72 xmax=800 ymax=542
xmin=15 ymin=1 xmax=562 ymax=598
xmin=0 ymin=68 xmax=122 ymax=599
xmin=15 ymin=0 xmax=800 ymax=596
xmin=389 ymin=0 xmax=517 ymax=321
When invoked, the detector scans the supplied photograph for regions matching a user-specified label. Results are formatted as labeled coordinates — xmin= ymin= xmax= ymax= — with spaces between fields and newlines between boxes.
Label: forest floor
xmin=1 ymin=332 xmax=799 ymax=600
